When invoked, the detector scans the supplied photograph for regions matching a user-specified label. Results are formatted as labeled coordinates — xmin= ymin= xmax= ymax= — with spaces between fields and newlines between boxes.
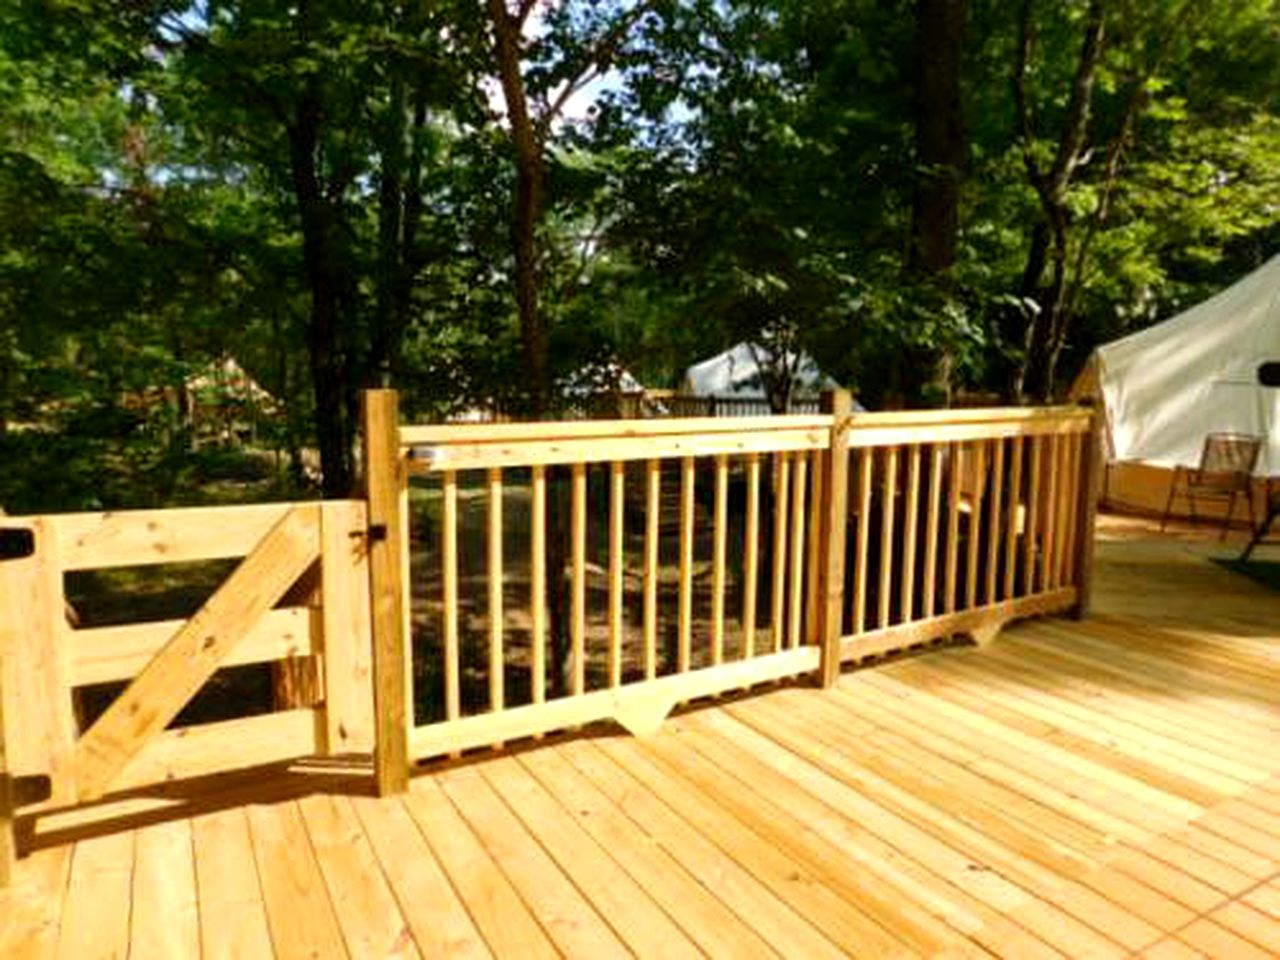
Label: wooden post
xmin=0 ymin=653 xmax=14 ymax=887
xmin=1072 ymin=406 xmax=1104 ymax=618
xmin=817 ymin=390 xmax=852 ymax=687
xmin=360 ymin=389 xmax=410 ymax=795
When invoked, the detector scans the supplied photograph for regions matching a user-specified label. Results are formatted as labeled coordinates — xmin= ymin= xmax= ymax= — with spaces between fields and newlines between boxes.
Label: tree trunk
xmin=288 ymin=98 xmax=353 ymax=496
xmin=489 ymin=0 xmax=551 ymax=417
xmin=906 ymin=0 xmax=969 ymax=406
xmin=1012 ymin=0 xmax=1106 ymax=403
xmin=909 ymin=0 xmax=968 ymax=279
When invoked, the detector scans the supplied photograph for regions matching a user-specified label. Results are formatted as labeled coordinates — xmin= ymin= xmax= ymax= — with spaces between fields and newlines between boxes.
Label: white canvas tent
xmin=681 ymin=342 xmax=839 ymax=404
xmin=1074 ymin=254 xmax=1280 ymax=520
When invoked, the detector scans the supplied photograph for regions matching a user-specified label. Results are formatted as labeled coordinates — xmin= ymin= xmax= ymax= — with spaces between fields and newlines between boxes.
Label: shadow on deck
xmin=4 ymin=520 xmax=1280 ymax=959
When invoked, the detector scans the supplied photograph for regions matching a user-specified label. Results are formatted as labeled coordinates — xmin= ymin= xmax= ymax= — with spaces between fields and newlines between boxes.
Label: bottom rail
xmin=840 ymin=587 xmax=1078 ymax=661
xmin=410 ymin=648 xmax=819 ymax=762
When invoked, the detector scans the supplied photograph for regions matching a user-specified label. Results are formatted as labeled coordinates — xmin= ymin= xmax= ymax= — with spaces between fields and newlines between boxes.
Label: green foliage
xmin=0 ymin=0 xmax=1277 ymax=508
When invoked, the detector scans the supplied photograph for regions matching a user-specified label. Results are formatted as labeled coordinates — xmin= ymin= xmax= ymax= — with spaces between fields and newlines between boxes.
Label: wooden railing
xmin=387 ymin=408 xmax=836 ymax=767
xmin=0 ymin=389 xmax=1101 ymax=865
xmin=363 ymin=391 xmax=1101 ymax=789
xmin=834 ymin=407 xmax=1098 ymax=666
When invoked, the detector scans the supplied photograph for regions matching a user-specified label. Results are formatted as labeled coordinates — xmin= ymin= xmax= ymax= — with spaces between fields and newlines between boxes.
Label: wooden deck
xmin=4 ymin=523 xmax=1280 ymax=959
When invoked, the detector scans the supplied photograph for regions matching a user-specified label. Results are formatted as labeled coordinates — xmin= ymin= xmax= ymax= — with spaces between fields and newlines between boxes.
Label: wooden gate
xmin=0 ymin=500 xmax=374 ymax=810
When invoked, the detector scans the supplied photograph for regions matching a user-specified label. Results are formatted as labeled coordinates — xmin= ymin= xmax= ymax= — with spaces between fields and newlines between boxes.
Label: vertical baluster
xmin=923 ymin=445 xmax=943 ymax=618
xmin=442 ymin=470 xmax=460 ymax=721
xmin=964 ymin=443 xmax=985 ymax=610
xmin=945 ymin=442 xmax=961 ymax=613
xmin=1061 ymin=432 xmax=1081 ymax=586
xmin=1040 ymin=435 xmax=1059 ymax=594
xmin=643 ymin=459 xmax=660 ymax=680
xmin=902 ymin=445 xmax=921 ymax=623
xmin=771 ymin=453 xmax=791 ymax=651
xmin=985 ymin=439 xmax=1005 ymax=605
xmin=743 ymin=454 xmax=761 ymax=659
xmin=1003 ymin=437 xmax=1023 ymax=600
xmin=1023 ymin=436 xmax=1043 ymax=595
xmin=679 ymin=456 xmax=696 ymax=671
xmin=1055 ymin=434 xmax=1076 ymax=587
xmin=878 ymin=446 xmax=897 ymax=629
xmin=788 ymin=453 xmax=808 ymax=649
xmin=530 ymin=465 xmax=546 ymax=704
xmin=487 ymin=468 xmax=504 ymax=713
xmin=712 ymin=455 xmax=728 ymax=664
xmin=804 ymin=446 xmax=826 ymax=647
xmin=609 ymin=460 xmax=625 ymax=687
xmin=853 ymin=448 xmax=872 ymax=634
xmin=572 ymin=462 xmax=587 ymax=695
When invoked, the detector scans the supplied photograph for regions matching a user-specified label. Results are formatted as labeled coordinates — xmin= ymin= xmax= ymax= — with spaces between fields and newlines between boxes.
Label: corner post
xmin=1072 ymin=404 xmax=1104 ymax=619
xmin=361 ymin=389 xmax=410 ymax=794
xmin=817 ymin=389 xmax=852 ymax=687
xmin=0 ymin=653 xmax=13 ymax=887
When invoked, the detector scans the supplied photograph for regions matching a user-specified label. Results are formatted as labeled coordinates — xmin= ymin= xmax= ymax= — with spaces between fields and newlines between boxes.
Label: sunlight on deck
xmin=4 ymin=522 xmax=1280 ymax=958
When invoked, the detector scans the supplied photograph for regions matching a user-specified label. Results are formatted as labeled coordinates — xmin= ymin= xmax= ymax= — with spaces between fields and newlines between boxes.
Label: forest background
xmin=2 ymin=0 xmax=1277 ymax=510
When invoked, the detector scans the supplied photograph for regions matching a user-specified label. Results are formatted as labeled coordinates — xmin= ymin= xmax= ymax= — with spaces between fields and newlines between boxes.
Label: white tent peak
xmin=1088 ymin=254 xmax=1280 ymax=474
xmin=681 ymin=341 xmax=838 ymax=400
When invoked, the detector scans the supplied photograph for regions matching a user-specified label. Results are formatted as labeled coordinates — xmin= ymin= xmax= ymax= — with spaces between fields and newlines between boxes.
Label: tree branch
xmin=535 ymin=0 xmax=654 ymax=137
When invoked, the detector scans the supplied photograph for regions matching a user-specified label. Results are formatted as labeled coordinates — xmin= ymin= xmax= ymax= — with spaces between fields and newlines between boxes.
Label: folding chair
xmin=1161 ymin=433 xmax=1262 ymax=540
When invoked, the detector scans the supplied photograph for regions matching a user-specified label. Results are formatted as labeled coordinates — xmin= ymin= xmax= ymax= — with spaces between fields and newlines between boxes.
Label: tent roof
xmin=681 ymin=342 xmax=838 ymax=399
xmin=1092 ymin=254 xmax=1280 ymax=473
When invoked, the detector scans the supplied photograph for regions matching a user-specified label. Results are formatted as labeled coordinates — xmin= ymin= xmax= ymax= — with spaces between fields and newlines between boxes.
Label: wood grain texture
xmin=74 ymin=505 xmax=321 ymax=801
xmin=362 ymin=389 xmax=410 ymax=794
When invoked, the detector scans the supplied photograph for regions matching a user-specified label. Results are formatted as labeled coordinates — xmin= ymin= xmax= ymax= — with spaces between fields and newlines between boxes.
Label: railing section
xmin=393 ymin=413 xmax=837 ymax=763
xmin=837 ymin=407 xmax=1096 ymax=662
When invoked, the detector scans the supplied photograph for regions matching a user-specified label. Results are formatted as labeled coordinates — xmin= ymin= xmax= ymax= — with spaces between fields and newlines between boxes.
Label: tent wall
xmin=1102 ymin=460 xmax=1267 ymax=527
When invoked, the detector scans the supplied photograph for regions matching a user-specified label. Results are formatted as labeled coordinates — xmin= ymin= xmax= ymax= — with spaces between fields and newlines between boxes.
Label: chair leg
xmin=1161 ymin=472 xmax=1181 ymax=531
xmin=1221 ymin=491 xmax=1237 ymax=541
xmin=1188 ymin=487 xmax=1198 ymax=528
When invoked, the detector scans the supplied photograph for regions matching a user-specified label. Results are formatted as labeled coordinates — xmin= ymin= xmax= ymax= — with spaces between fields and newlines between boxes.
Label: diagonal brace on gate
xmin=73 ymin=505 xmax=322 ymax=802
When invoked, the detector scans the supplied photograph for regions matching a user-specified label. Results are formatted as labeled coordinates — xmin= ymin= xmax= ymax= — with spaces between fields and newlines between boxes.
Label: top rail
xmin=402 ymin=405 xmax=1091 ymax=472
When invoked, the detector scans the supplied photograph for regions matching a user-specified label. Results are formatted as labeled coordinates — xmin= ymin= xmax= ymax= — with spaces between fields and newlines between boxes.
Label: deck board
xmin=5 ymin=526 xmax=1280 ymax=957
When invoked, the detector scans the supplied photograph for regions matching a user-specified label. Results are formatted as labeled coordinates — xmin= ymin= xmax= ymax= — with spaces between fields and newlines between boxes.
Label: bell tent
xmin=1073 ymin=254 xmax=1280 ymax=521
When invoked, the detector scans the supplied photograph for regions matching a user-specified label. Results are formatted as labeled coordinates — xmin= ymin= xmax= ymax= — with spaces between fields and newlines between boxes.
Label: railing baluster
xmin=609 ymin=460 xmax=625 ymax=687
xmin=643 ymin=459 xmax=659 ymax=680
xmin=487 ymin=468 xmax=504 ymax=714
xmin=530 ymin=465 xmax=546 ymax=703
xmin=1059 ymin=433 xmax=1080 ymax=587
xmin=965 ymin=443 xmax=984 ymax=610
xmin=1003 ymin=437 xmax=1023 ymax=601
xmin=572 ymin=462 xmax=587 ymax=695
xmin=902 ymin=445 xmax=921 ymax=623
xmin=743 ymin=454 xmax=761 ymax=659
xmin=853 ymin=449 xmax=873 ymax=634
xmin=923 ymin=445 xmax=942 ymax=618
xmin=945 ymin=442 xmax=961 ymax=613
xmin=804 ymin=447 xmax=825 ymax=647
xmin=1040 ymin=434 xmax=1059 ymax=594
xmin=712 ymin=454 xmax=728 ymax=664
xmin=878 ymin=446 xmax=897 ymax=629
xmin=679 ymin=456 xmax=696 ymax=671
xmin=1023 ymin=436 xmax=1042 ymax=596
xmin=1061 ymin=432 xmax=1081 ymax=587
xmin=771 ymin=453 xmax=791 ymax=651
xmin=985 ymin=439 xmax=1004 ymax=604
xmin=788 ymin=452 xmax=808 ymax=649
xmin=442 ymin=469 xmax=460 ymax=722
